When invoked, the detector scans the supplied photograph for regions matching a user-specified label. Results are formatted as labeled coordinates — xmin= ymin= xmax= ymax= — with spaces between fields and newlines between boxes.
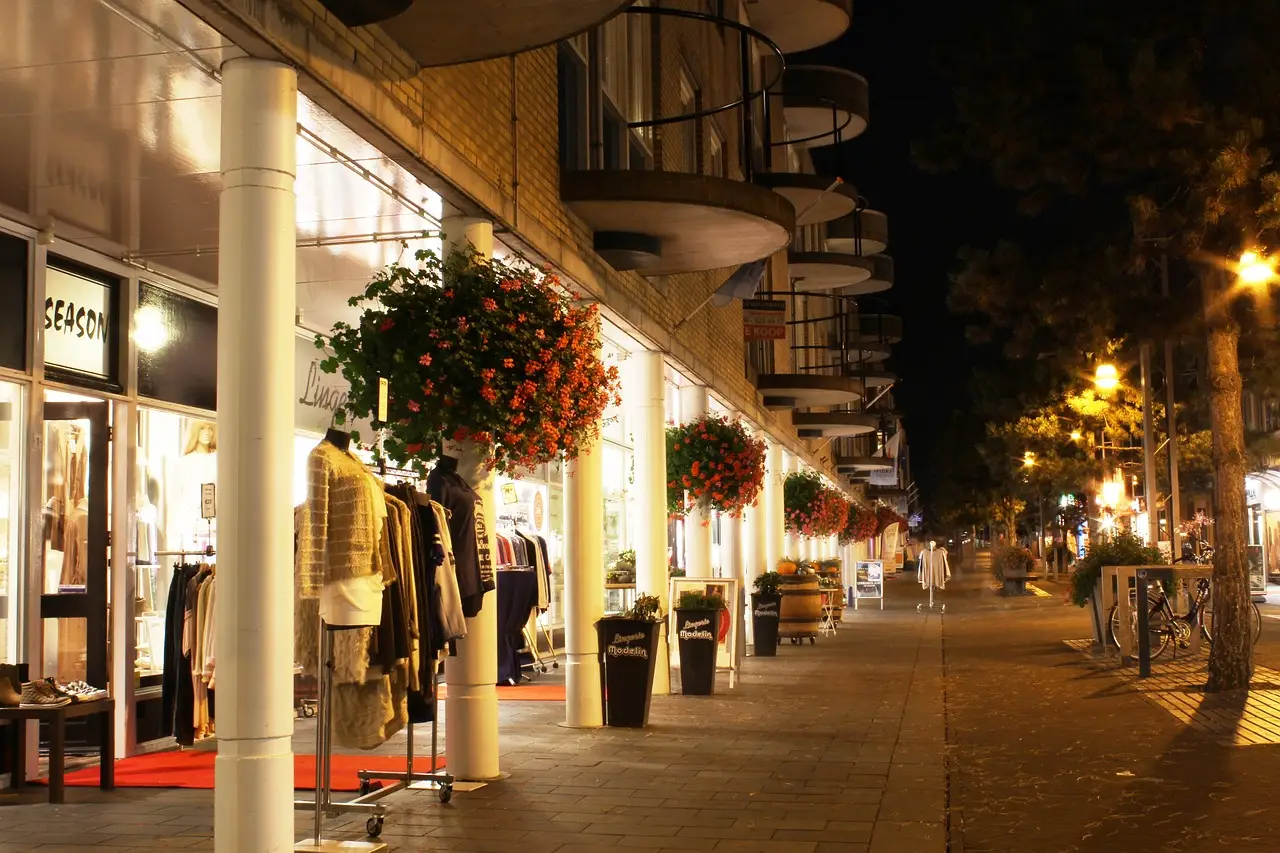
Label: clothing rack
xmin=294 ymin=470 xmax=455 ymax=850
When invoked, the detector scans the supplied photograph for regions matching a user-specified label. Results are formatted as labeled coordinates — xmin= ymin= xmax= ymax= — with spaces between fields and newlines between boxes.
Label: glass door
xmin=40 ymin=399 xmax=110 ymax=692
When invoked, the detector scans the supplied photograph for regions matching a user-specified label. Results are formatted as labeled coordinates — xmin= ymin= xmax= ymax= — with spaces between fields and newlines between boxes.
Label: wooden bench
xmin=0 ymin=698 xmax=114 ymax=803
xmin=1002 ymin=573 xmax=1041 ymax=596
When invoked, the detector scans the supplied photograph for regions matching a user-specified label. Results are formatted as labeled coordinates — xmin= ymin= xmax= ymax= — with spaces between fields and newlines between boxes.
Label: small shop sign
xmin=742 ymin=299 xmax=786 ymax=341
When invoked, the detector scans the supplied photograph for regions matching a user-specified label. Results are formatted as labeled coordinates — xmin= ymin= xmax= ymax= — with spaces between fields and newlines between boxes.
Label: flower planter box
xmin=596 ymin=618 xmax=662 ymax=727
xmin=750 ymin=593 xmax=782 ymax=656
xmin=675 ymin=608 xmax=722 ymax=695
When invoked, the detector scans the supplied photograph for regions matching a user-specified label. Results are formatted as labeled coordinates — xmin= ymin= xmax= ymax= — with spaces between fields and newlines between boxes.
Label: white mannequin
xmin=917 ymin=540 xmax=950 ymax=613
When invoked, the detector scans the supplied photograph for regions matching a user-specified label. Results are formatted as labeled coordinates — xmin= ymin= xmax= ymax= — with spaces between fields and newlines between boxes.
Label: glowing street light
xmin=1094 ymin=363 xmax=1120 ymax=394
xmin=1070 ymin=430 xmax=1082 ymax=442
xmin=1238 ymin=250 xmax=1276 ymax=286
xmin=1023 ymin=451 xmax=1036 ymax=468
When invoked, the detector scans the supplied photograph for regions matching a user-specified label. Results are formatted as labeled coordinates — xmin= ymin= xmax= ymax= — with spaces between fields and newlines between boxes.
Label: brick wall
xmin=193 ymin=0 xmax=838 ymax=480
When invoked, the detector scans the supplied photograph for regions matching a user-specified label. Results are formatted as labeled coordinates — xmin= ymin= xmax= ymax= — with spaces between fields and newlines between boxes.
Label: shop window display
xmin=133 ymin=409 xmax=219 ymax=678
xmin=0 ymin=381 xmax=22 ymax=663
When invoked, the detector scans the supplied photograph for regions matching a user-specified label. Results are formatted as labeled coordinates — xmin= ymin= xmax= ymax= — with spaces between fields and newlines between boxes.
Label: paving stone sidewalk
xmin=943 ymin=574 xmax=1280 ymax=853
xmin=0 ymin=577 xmax=949 ymax=853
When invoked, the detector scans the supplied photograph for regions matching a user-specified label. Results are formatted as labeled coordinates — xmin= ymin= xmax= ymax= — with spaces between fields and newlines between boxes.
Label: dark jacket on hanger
xmin=426 ymin=457 xmax=495 ymax=617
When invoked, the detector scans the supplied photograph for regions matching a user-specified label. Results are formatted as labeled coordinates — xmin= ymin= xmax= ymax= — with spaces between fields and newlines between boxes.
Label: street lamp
xmin=1023 ymin=451 xmax=1036 ymax=468
xmin=1094 ymin=363 xmax=1120 ymax=394
xmin=1238 ymin=250 xmax=1275 ymax=286
xmin=1069 ymin=430 xmax=1082 ymax=442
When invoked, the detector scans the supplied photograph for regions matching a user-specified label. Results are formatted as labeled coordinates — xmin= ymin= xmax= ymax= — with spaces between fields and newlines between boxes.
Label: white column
xmin=680 ymin=385 xmax=712 ymax=575
xmin=214 ymin=58 xmax=296 ymax=853
xmin=626 ymin=350 xmax=670 ymax=694
xmin=764 ymin=442 xmax=784 ymax=571
xmin=441 ymin=216 xmax=502 ymax=781
xmin=782 ymin=453 xmax=798 ymax=559
xmin=564 ymin=339 xmax=605 ymax=728
xmin=724 ymin=511 xmax=746 ymax=662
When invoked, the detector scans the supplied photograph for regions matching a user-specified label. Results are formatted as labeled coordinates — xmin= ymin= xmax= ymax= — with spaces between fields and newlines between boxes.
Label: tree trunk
xmin=1202 ymin=269 xmax=1253 ymax=693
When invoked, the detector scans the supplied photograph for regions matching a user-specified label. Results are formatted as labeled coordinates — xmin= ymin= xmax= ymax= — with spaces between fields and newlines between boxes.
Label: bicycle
xmin=1108 ymin=577 xmax=1261 ymax=660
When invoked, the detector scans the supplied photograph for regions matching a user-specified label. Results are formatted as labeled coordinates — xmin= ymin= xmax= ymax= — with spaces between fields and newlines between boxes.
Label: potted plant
xmin=606 ymin=550 xmax=636 ymax=585
xmin=674 ymin=589 xmax=725 ymax=695
xmin=596 ymin=593 xmax=664 ymax=727
xmin=751 ymin=572 xmax=783 ymax=656
xmin=1069 ymin=532 xmax=1164 ymax=647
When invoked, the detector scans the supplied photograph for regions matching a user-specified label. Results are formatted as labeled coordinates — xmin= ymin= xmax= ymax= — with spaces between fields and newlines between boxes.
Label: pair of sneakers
xmin=0 ymin=670 xmax=107 ymax=708
xmin=56 ymin=680 xmax=109 ymax=703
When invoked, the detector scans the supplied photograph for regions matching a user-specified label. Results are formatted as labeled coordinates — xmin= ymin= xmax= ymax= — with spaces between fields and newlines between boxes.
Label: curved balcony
xmin=792 ymin=411 xmax=879 ymax=439
xmin=849 ymin=313 xmax=904 ymax=345
xmin=788 ymin=251 xmax=875 ymax=293
xmin=833 ymin=254 xmax=893 ymax=296
xmin=755 ymin=374 xmax=863 ymax=410
xmin=754 ymin=173 xmax=859 ymax=226
xmin=747 ymin=0 xmax=853 ymax=54
xmin=868 ymin=486 xmax=908 ymax=500
xmin=847 ymin=367 xmax=896 ymax=388
xmin=562 ymin=170 xmax=795 ymax=274
xmin=826 ymin=209 xmax=889 ymax=255
xmin=781 ymin=66 xmax=869 ymax=148
xmin=836 ymin=455 xmax=894 ymax=473
xmin=318 ymin=0 xmax=634 ymax=68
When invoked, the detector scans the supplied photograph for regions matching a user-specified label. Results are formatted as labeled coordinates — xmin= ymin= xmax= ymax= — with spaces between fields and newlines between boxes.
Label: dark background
xmin=800 ymin=2 xmax=1004 ymax=519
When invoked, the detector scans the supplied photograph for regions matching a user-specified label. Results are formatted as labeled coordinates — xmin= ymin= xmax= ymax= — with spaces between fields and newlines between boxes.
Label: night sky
xmin=800 ymin=2 xmax=1004 ymax=518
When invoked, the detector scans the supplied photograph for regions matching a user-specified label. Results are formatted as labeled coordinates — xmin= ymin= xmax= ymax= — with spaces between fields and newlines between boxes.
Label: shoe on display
xmin=0 ymin=675 xmax=21 ymax=708
xmin=64 ymin=681 xmax=108 ymax=703
xmin=20 ymin=681 xmax=71 ymax=708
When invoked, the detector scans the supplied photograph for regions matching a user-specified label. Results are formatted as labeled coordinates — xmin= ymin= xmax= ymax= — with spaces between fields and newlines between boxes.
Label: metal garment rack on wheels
xmin=294 ymin=621 xmax=455 ymax=852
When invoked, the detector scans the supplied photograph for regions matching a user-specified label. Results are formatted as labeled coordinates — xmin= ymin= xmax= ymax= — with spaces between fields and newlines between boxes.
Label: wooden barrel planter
xmin=778 ymin=574 xmax=822 ymax=644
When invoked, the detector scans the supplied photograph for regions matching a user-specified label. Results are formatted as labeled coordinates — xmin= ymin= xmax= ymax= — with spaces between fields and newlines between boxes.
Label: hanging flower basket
xmin=319 ymin=248 xmax=621 ymax=473
xmin=666 ymin=415 xmax=767 ymax=518
xmin=784 ymin=471 xmax=849 ymax=538
xmin=840 ymin=503 xmax=879 ymax=545
xmin=874 ymin=505 xmax=908 ymax=537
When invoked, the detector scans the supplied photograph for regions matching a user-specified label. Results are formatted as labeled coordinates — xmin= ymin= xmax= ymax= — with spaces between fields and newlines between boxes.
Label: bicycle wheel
xmin=1108 ymin=603 xmax=1171 ymax=658
xmin=1202 ymin=602 xmax=1263 ymax=646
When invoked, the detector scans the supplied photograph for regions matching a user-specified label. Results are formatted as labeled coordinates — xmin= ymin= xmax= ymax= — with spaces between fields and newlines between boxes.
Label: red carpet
xmin=438 ymin=683 xmax=565 ymax=702
xmin=49 ymin=751 xmax=445 ymax=791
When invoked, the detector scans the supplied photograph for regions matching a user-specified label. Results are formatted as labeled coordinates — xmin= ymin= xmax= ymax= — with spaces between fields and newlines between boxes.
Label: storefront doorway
xmin=39 ymin=396 xmax=110 ymax=749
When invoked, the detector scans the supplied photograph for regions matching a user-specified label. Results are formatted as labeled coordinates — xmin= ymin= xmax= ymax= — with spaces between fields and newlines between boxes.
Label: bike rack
xmin=1100 ymin=564 xmax=1212 ymax=676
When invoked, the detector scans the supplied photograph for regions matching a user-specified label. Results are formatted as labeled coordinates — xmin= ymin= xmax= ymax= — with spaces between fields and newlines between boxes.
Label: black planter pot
xmin=596 ymin=618 xmax=662 ymax=727
xmin=675 ymin=608 xmax=722 ymax=695
xmin=750 ymin=593 xmax=782 ymax=656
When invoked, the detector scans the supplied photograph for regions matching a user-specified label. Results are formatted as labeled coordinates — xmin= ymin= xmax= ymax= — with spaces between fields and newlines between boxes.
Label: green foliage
xmin=1069 ymin=532 xmax=1165 ymax=608
xmin=623 ymin=594 xmax=663 ymax=622
xmin=992 ymin=545 xmax=1035 ymax=581
xmin=752 ymin=571 xmax=782 ymax=597
xmin=920 ymin=0 xmax=1280 ymax=533
xmin=676 ymin=590 xmax=726 ymax=611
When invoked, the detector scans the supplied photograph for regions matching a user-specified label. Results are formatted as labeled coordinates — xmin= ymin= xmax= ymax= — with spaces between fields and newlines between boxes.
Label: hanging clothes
xmin=919 ymin=547 xmax=950 ymax=591
xmin=161 ymin=562 xmax=200 ymax=739
xmin=426 ymin=456 xmax=495 ymax=617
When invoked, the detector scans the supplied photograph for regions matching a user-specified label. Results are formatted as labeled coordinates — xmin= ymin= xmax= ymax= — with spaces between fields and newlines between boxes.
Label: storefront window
xmin=494 ymin=464 xmax=565 ymax=625
xmin=133 ymin=408 xmax=218 ymax=677
xmin=0 ymin=381 xmax=23 ymax=662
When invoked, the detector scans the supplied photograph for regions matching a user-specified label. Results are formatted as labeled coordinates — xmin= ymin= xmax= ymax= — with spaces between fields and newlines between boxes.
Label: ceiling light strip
xmin=96 ymin=0 xmax=222 ymax=82
xmin=96 ymin=0 xmax=440 ymax=230
xmin=123 ymin=229 xmax=440 ymax=261
xmin=295 ymin=125 xmax=442 ymax=228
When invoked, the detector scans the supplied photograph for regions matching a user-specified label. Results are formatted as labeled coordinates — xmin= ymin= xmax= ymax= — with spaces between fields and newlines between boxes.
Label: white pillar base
xmin=443 ymin=439 xmax=502 ymax=782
